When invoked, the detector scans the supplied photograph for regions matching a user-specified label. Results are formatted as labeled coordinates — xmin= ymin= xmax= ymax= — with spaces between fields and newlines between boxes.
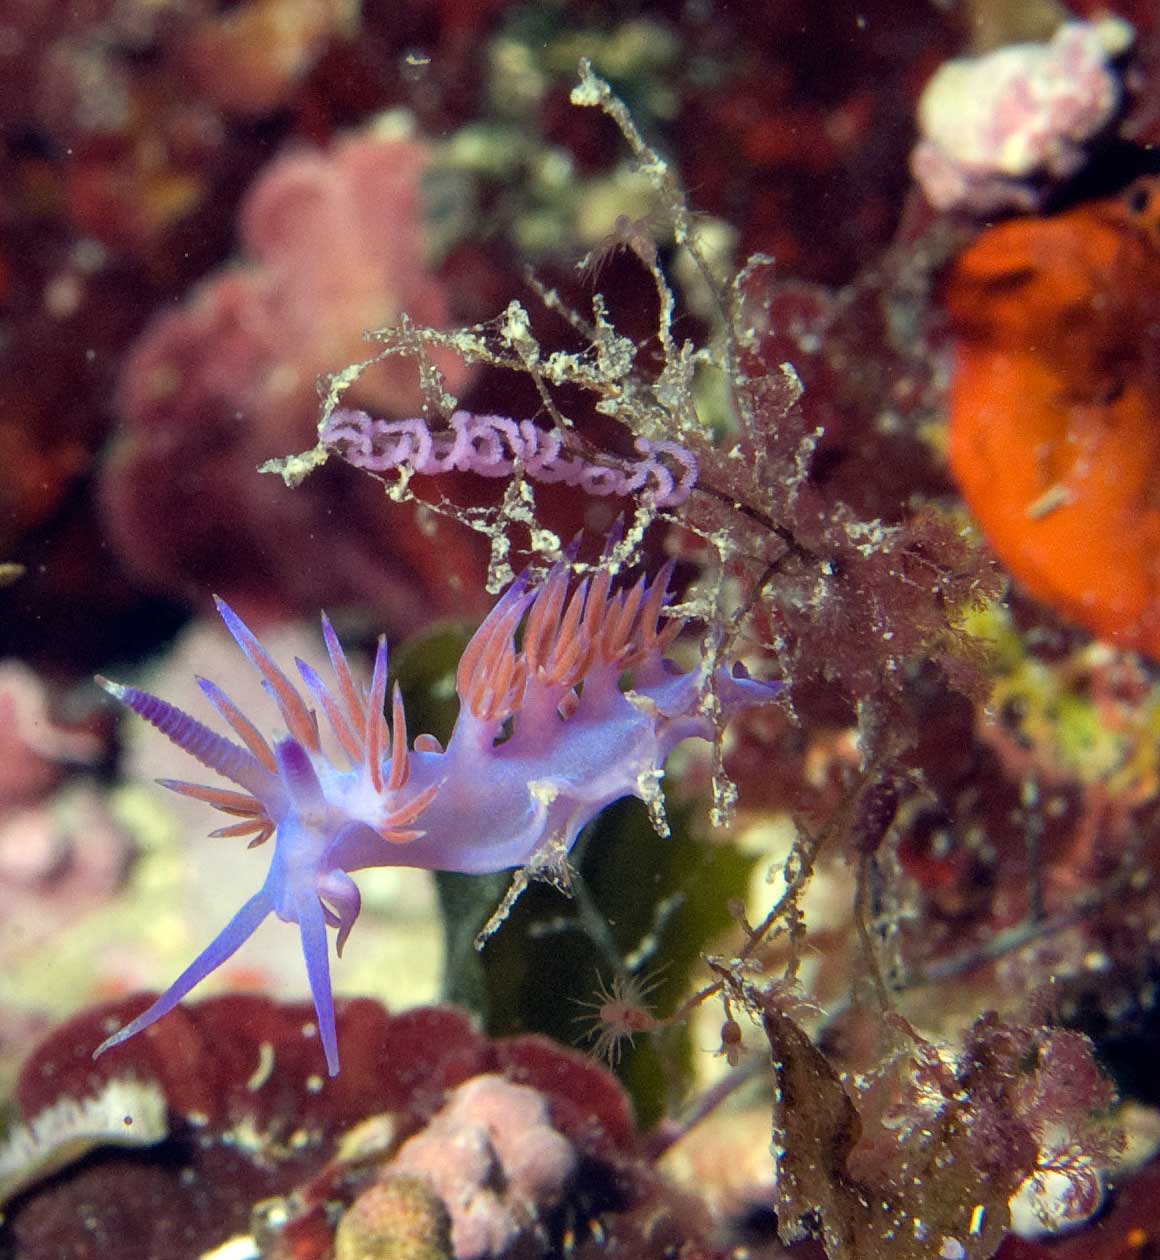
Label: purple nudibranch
xmin=94 ymin=563 xmax=779 ymax=1074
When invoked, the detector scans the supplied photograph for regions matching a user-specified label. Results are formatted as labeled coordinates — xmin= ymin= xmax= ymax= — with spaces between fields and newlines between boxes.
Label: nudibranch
xmin=94 ymin=562 xmax=779 ymax=1074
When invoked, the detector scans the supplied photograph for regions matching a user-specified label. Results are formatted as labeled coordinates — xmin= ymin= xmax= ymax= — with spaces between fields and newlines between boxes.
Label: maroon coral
xmin=3 ymin=994 xmax=728 ymax=1260
xmin=5 ymin=999 xmax=490 ymax=1260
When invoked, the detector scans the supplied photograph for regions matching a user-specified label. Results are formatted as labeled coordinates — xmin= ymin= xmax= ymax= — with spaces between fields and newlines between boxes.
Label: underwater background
xmin=3 ymin=0 xmax=1160 ymax=1257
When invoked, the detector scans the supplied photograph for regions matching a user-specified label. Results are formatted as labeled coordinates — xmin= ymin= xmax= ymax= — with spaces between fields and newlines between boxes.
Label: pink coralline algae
xmin=388 ymin=1074 xmax=578 ymax=1259
xmin=100 ymin=125 xmax=481 ymax=624
xmin=117 ymin=127 xmax=469 ymax=426
xmin=321 ymin=408 xmax=699 ymax=507
xmin=0 ymin=788 xmax=129 ymax=929
xmin=911 ymin=18 xmax=1135 ymax=214
xmin=92 ymin=561 xmax=779 ymax=1076
xmin=0 ymin=663 xmax=126 ymax=943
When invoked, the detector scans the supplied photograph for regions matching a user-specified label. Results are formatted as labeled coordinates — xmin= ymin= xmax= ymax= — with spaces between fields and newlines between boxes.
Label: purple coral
xmin=389 ymin=1073 xmax=578 ymax=1260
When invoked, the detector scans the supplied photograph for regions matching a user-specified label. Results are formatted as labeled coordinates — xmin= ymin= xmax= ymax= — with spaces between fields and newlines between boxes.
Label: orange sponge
xmin=946 ymin=181 xmax=1160 ymax=656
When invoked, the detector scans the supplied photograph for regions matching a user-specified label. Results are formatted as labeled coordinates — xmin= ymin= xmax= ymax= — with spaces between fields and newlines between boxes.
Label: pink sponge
xmin=102 ymin=125 xmax=480 ymax=625
xmin=391 ymin=1074 xmax=579 ymax=1260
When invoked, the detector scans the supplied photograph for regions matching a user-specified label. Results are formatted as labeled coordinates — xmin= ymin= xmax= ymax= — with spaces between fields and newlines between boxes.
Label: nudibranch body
xmin=95 ymin=562 xmax=779 ymax=1075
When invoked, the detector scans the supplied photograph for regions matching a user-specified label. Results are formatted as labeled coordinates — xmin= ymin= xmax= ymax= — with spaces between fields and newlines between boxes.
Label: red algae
xmin=3 ymin=994 xmax=711 ymax=1260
